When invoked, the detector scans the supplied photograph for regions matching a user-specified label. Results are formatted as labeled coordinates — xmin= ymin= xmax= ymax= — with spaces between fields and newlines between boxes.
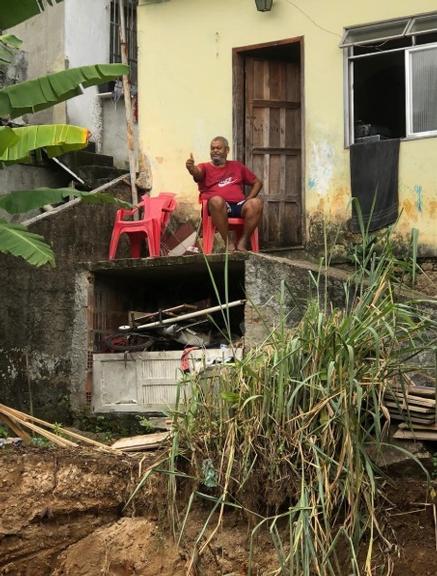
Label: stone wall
xmin=0 ymin=184 xmax=130 ymax=421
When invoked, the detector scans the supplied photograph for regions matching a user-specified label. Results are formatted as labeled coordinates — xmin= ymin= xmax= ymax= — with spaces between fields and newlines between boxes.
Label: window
xmin=342 ymin=12 xmax=437 ymax=144
xmin=110 ymin=0 xmax=137 ymax=87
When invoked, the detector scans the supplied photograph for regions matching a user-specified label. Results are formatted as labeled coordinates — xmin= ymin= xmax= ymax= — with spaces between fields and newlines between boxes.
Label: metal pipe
xmin=119 ymin=300 xmax=246 ymax=331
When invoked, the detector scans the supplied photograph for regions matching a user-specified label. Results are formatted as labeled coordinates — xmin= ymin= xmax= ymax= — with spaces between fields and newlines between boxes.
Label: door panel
xmin=245 ymin=56 xmax=302 ymax=248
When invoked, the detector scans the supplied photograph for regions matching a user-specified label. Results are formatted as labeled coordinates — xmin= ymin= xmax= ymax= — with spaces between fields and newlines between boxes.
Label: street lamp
xmin=255 ymin=0 xmax=273 ymax=11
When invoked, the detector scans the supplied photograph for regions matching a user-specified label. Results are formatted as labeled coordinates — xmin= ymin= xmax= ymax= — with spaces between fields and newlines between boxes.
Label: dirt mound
xmin=1 ymin=446 xmax=437 ymax=575
xmin=52 ymin=518 xmax=186 ymax=576
xmin=0 ymin=447 xmax=137 ymax=575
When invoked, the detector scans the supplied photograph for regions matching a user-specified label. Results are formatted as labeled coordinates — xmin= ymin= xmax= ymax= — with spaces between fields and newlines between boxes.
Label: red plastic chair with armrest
xmin=201 ymin=199 xmax=259 ymax=254
xmin=108 ymin=193 xmax=176 ymax=259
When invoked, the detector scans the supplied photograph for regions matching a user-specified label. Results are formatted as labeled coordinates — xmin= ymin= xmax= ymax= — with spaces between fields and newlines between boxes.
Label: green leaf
xmin=0 ymin=188 xmax=132 ymax=214
xmin=0 ymin=187 xmax=74 ymax=213
xmin=0 ymin=126 xmax=19 ymax=155
xmin=0 ymin=34 xmax=22 ymax=63
xmin=0 ymin=219 xmax=54 ymax=267
xmin=0 ymin=63 xmax=129 ymax=120
xmin=221 ymin=391 xmax=240 ymax=404
xmin=0 ymin=0 xmax=64 ymax=31
xmin=0 ymin=124 xmax=89 ymax=165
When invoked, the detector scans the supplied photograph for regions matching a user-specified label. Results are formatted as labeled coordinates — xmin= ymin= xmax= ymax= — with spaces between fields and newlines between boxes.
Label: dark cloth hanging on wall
xmin=350 ymin=139 xmax=400 ymax=233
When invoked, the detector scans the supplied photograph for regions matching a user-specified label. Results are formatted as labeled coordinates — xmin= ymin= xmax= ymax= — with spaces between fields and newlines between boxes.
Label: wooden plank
xmin=0 ymin=404 xmax=120 ymax=453
xmin=269 ymin=107 xmax=281 ymax=148
xmin=111 ymin=432 xmax=169 ymax=452
xmin=252 ymin=99 xmax=300 ymax=109
xmin=393 ymin=429 xmax=437 ymax=441
xmin=22 ymin=174 xmax=129 ymax=226
xmin=232 ymin=50 xmax=245 ymax=162
xmin=253 ymin=147 xmax=300 ymax=155
xmin=384 ymin=392 xmax=436 ymax=407
xmin=0 ymin=407 xmax=76 ymax=448
xmin=285 ymin=108 xmax=301 ymax=148
xmin=389 ymin=383 xmax=435 ymax=398
xmin=399 ymin=422 xmax=437 ymax=431
xmin=0 ymin=413 xmax=32 ymax=443
xmin=384 ymin=401 xmax=434 ymax=414
xmin=389 ymin=413 xmax=435 ymax=424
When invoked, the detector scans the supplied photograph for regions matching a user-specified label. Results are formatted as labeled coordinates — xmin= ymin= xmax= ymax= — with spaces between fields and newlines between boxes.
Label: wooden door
xmin=245 ymin=57 xmax=302 ymax=248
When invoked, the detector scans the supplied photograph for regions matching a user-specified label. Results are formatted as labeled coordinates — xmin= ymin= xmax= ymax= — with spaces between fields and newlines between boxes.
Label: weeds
xmin=131 ymin=217 xmax=435 ymax=575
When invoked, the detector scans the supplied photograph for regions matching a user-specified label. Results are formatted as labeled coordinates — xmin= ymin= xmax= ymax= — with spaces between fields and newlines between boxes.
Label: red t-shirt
xmin=197 ymin=160 xmax=257 ymax=203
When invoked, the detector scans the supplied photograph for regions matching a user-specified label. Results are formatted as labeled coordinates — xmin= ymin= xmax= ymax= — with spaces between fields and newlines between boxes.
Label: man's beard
xmin=212 ymin=157 xmax=223 ymax=166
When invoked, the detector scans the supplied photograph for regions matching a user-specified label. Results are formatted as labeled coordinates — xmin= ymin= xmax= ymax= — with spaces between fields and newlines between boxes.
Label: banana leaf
xmin=0 ymin=219 xmax=54 ymax=267
xmin=0 ymin=124 xmax=89 ymax=165
xmin=0 ymin=126 xmax=18 ymax=155
xmin=0 ymin=0 xmax=63 ymax=30
xmin=0 ymin=63 xmax=129 ymax=119
xmin=0 ymin=187 xmax=131 ymax=214
xmin=0 ymin=34 xmax=22 ymax=63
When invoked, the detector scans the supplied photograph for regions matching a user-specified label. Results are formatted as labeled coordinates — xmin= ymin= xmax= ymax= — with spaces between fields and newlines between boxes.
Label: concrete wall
xmin=137 ymin=0 xmax=437 ymax=255
xmin=0 ymin=184 xmax=130 ymax=421
xmin=100 ymin=95 xmax=136 ymax=169
xmin=64 ymin=0 xmax=112 ymax=145
xmin=244 ymin=253 xmax=349 ymax=346
xmin=6 ymin=0 xmax=130 ymax=164
xmin=7 ymin=2 xmax=67 ymax=124
xmin=0 ymin=164 xmax=70 ymax=221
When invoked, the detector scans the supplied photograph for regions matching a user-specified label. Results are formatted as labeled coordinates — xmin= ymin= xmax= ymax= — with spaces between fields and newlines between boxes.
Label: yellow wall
xmin=138 ymin=0 xmax=437 ymax=253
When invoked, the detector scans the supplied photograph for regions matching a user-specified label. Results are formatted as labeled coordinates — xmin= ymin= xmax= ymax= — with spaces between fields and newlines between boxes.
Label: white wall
xmin=64 ymin=0 xmax=111 ymax=142
xmin=7 ymin=2 xmax=66 ymax=124
xmin=101 ymin=95 xmax=135 ymax=169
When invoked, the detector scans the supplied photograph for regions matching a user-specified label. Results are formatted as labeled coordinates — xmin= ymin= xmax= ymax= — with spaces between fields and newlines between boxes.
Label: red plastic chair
xmin=109 ymin=193 xmax=176 ymax=259
xmin=201 ymin=199 xmax=259 ymax=254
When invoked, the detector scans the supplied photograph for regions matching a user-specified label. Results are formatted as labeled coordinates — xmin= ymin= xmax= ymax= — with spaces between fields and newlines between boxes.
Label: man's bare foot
xmin=227 ymin=241 xmax=237 ymax=253
xmin=236 ymin=239 xmax=249 ymax=252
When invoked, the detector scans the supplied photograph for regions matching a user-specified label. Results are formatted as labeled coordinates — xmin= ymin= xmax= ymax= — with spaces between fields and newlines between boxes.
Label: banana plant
xmin=0 ymin=2 xmax=130 ymax=266
xmin=0 ymin=63 xmax=129 ymax=119
xmin=0 ymin=0 xmax=64 ymax=30
xmin=0 ymin=34 xmax=22 ymax=63
xmin=0 ymin=124 xmax=90 ymax=164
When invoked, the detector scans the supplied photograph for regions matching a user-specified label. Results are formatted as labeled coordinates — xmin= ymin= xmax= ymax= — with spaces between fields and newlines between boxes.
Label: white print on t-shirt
xmin=218 ymin=177 xmax=237 ymax=188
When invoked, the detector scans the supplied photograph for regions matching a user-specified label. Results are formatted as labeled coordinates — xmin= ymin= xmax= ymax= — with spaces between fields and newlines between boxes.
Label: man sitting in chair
xmin=186 ymin=136 xmax=263 ymax=252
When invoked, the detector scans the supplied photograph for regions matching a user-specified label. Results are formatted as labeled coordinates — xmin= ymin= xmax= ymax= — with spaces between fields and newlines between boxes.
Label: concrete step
xmin=77 ymin=165 xmax=128 ymax=188
xmin=60 ymin=150 xmax=115 ymax=170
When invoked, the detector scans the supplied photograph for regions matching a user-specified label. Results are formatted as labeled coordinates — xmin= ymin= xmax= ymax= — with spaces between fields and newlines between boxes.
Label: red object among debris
xmin=200 ymin=200 xmax=259 ymax=254
xmin=108 ymin=193 xmax=176 ymax=259
xmin=180 ymin=346 xmax=199 ymax=373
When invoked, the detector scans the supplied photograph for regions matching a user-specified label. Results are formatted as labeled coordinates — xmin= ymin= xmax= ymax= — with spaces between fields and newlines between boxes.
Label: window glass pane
xmin=411 ymin=47 xmax=437 ymax=133
xmin=341 ymin=20 xmax=409 ymax=47
xmin=408 ymin=14 xmax=437 ymax=35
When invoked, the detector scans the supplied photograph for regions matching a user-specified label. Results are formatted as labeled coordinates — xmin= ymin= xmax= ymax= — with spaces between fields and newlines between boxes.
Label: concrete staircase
xmin=59 ymin=145 xmax=128 ymax=189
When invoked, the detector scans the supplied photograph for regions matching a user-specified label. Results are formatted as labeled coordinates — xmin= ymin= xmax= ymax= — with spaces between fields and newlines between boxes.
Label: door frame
xmin=232 ymin=36 xmax=305 ymax=248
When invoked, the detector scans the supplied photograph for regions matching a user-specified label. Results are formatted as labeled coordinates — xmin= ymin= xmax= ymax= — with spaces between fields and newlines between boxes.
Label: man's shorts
xmin=225 ymin=201 xmax=245 ymax=218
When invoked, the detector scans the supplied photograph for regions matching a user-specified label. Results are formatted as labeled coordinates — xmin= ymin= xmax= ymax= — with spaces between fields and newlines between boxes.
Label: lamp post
xmin=255 ymin=0 xmax=273 ymax=11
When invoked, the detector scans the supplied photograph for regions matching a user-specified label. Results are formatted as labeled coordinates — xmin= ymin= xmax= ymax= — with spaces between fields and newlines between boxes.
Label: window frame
xmin=405 ymin=42 xmax=437 ymax=139
xmin=343 ymin=11 xmax=437 ymax=145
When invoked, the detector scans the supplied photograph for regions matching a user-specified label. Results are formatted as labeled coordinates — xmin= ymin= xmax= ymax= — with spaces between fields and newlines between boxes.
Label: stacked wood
xmin=383 ymin=374 xmax=437 ymax=440
xmin=0 ymin=404 xmax=121 ymax=454
xmin=0 ymin=404 xmax=170 ymax=454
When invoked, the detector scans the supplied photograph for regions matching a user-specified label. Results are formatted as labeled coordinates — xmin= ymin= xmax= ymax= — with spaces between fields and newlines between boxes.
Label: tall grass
xmin=131 ymin=220 xmax=435 ymax=575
